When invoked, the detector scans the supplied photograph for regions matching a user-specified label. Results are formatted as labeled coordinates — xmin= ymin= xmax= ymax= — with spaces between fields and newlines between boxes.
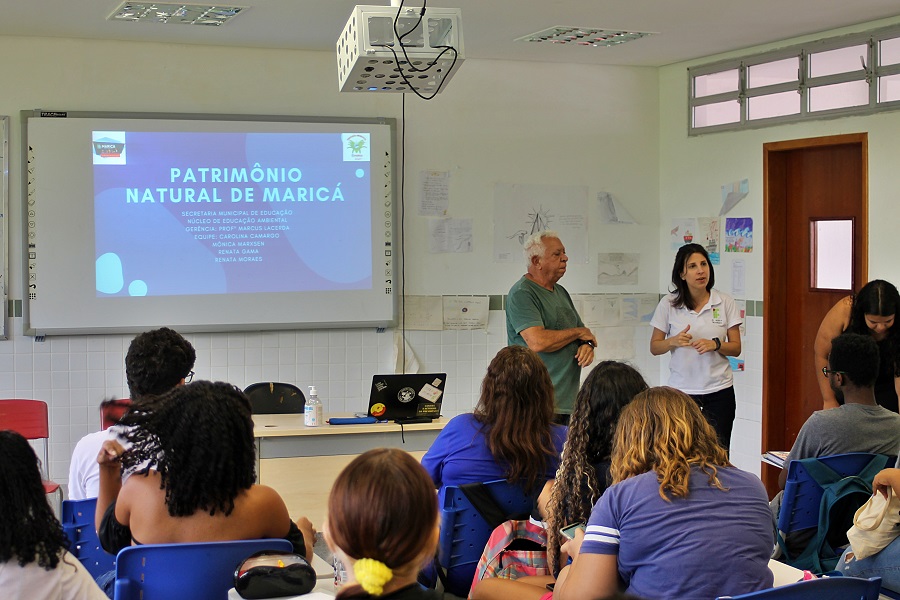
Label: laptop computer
xmin=367 ymin=373 xmax=446 ymax=421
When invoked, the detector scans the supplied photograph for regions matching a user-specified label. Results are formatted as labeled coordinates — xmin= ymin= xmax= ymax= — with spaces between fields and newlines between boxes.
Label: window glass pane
xmin=808 ymin=80 xmax=869 ymax=112
xmin=748 ymin=90 xmax=801 ymax=120
xmin=879 ymin=37 xmax=900 ymax=66
xmin=747 ymin=57 xmax=799 ymax=88
xmin=811 ymin=220 xmax=853 ymax=291
xmin=692 ymin=100 xmax=740 ymax=127
xmin=878 ymin=73 xmax=900 ymax=103
xmin=694 ymin=69 xmax=738 ymax=98
xmin=808 ymin=44 xmax=867 ymax=78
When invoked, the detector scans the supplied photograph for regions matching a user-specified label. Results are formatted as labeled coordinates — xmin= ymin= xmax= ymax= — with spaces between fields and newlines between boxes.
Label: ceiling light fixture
xmin=108 ymin=2 xmax=246 ymax=26
xmin=516 ymin=26 xmax=652 ymax=47
xmin=337 ymin=1 xmax=464 ymax=98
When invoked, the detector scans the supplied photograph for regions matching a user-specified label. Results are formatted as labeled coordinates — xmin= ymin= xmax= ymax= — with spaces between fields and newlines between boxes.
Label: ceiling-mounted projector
xmin=337 ymin=2 xmax=464 ymax=96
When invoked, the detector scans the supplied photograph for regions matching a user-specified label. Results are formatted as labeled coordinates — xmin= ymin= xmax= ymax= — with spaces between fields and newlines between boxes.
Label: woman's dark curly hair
xmin=848 ymin=279 xmax=900 ymax=377
xmin=0 ymin=430 xmax=70 ymax=569
xmin=473 ymin=345 xmax=557 ymax=493
xmin=119 ymin=380 xmax=256 ymax=517
xmin=545 ymin=361 xmax=648 ymax=574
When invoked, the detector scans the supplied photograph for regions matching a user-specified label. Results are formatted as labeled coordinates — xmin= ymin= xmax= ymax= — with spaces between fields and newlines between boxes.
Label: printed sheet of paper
xmin=401 ymin=295 xmax=443 ymax=330
xmin=428 ymin=217 xmax=473 ymax=253
xmin=597 ymin=191 xmax=637 ymax=225
xmin=732 ymin=260 xmax=746 ymax=296
xmin=419 ymin=170 xmax=450 ymax=216
xmin=597 ymin=253 xmax=639 ymax=285
xmin=493 ymin=183 xmax=588 ymax=263
xmin=670 ymin=218 xmax=699 ymax=251
xmin=442 ymin=296 xmax=489 ymax=330
xmin=595 ymin=327 xmax=636 ymax=361
xmin=698 ymin=217 xmax=721 ymax=265
xmin=580 ymin=295 xmax=622 ymax=327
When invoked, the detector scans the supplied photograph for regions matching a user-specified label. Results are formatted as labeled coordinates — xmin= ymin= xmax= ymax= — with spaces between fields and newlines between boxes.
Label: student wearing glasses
xmin=814 ymin=279 xmax=900 ymax=411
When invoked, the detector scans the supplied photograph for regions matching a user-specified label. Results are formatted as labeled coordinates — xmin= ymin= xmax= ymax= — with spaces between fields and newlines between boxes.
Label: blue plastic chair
xmin=715 ymin=575 xmax=882 ymax=599
xmin=113 ymin=538 xmax=293 ymax=600
xmin=61 ymin=497 xmax=116 ymax=579
xmin=435 ymin=479 xmax=534 ymax=597
xmin=776 ymin=452 xmax=892 ymax=573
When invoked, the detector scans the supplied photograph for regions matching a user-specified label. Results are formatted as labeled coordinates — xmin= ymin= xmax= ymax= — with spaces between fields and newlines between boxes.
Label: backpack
xmin=469 ymin=518 xmax=549 ymax=598
xmin=777 ymin=453 xmax=890 ymax=573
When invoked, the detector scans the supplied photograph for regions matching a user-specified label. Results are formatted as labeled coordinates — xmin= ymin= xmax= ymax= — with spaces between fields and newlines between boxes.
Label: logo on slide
xmin=92 ymin=131 xmax=127 ymax=165
xmin=342 ymin=133 xmax=370 ymax=162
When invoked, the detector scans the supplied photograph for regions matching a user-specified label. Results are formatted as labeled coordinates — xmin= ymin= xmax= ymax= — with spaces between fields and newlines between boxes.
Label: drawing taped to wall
xmin=597 ymin=252 xmax=638 ymax=285
xmin=725 ymin=217 xmax=753 ymax=252
xmin=670 ymin=217 xmax=699 ymax=251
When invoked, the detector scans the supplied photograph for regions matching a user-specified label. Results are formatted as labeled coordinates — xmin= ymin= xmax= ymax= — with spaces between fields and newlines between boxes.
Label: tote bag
xmin=846 ymin=487 xmax=900 ymax=560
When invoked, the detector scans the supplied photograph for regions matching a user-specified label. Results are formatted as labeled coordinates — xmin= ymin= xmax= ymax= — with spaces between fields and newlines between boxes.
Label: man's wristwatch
xmin=578 ymin=340 xmax=595 ymax=348
xmin=713 ymin=337 xmax=722 ymax=351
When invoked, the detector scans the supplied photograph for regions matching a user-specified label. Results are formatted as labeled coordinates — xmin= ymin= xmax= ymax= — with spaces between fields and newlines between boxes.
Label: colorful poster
xmin=725 ymin=217 xmax=753 ymax=253
xmin=698 ymin=217 xmax=720 ymax=264
xmin=669 ymin=218 xmax=699 ymax=251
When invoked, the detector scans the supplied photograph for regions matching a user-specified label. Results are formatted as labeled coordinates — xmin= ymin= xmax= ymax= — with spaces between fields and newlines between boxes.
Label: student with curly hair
xmin=421 ymin=345 xmax=566 ymax=496
xmin=95 ymin=381 xmax=315 ymax=560
xmin=325 ymin=448 xmax=442 ymax=600
xmin=555 ymin=387 xmax=773 ymax=600
xmin=0 ymin=430 xmax=106 ymax=599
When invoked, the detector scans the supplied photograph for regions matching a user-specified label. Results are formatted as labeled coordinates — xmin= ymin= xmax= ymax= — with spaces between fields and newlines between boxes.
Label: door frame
xmin=761 ymin=133 xmax=868 ymax=494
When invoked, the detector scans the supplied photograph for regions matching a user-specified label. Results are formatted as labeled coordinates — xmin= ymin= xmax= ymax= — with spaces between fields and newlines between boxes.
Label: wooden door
xmin=762 ymin=134 xmax=867 ymax=496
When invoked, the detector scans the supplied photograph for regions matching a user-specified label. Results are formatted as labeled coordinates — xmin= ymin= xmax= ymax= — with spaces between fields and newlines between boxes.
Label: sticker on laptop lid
xmin=419 ymin=383 xmax=443 ymax=403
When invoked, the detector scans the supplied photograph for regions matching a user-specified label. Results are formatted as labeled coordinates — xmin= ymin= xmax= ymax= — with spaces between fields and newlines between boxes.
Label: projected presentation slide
xmin=92 ymin=131 xmax=373 ymax=297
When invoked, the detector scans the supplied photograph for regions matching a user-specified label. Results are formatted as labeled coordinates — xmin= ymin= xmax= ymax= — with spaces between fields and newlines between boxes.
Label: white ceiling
xmin=2 ymin=1 xmax=900 ymax=67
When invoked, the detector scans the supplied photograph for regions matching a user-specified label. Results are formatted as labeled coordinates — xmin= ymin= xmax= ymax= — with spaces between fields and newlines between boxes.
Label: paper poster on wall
xmin=670 ymin=218 xmax=699 ymax=251
xmin=428 ymin=217 xmax=473 ymax=253
xmin=720 ymin=179 xmax=749 ymax=216
xmin=401 ymin=296 xmax=443 ymax=330
xmin=579 ymin=295 xmax=622 ymax=327
xmin=442 ymin=296 xmax=489 ymax=330
xmin=735 ymin=299 xmax=747 ymax=336
xmin=732 ymin=260 xmax=746 ymax=296
xmin=597 ymin=253 xmax=639 ymax=285
xmin=697 ymin=217 xmax=721 ymax=265
xmin=728 ymin=356 xmax=746 ymax=372
xmin=598 ymin=192 xmax=637 ymax=225
xmin=725 ymin=217 xmax=753 ymax=252
xmin=493 ymin=183 xmax=588 ymax=263
xmin=621 ymin=293 xmax=659 ymax=324
xmin=595 ymin=327 xmax=636 ymax=360
xmin=419 ymin=170 xmax=450 ymax=216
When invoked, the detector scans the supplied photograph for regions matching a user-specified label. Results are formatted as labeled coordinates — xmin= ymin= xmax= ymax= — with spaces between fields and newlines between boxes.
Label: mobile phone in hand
xmin=560 ymin=522 xmax=585 ymax=540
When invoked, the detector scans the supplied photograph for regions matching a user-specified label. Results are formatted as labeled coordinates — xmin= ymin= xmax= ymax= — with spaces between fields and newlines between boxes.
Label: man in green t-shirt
xmin=506 ymin=231 xmax=597 ymax=419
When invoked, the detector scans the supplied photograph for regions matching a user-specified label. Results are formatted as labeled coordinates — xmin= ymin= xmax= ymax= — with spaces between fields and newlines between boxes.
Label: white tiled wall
xmin=5 ymin=311 xmax=764 ymax=493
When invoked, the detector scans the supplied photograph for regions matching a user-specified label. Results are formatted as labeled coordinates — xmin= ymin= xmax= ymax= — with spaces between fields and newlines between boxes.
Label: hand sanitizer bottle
xmin=305 ymin=386 xmax=322 ymax=427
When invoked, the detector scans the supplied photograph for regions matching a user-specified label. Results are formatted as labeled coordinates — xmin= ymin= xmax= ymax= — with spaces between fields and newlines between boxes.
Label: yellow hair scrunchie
xmin=354 ymin=558 xmax=394 ymax=595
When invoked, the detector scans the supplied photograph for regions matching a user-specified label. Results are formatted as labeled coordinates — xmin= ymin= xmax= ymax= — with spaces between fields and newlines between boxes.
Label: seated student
xmin=68 ymin=327 xmax=196 ymax=499
xmin=471 ymin=361 xmax=648 ymax=600
xmin=0 ymin=430 xmax=107 ymax=600
xmin=95 ymin=381 xmax=315 ymax=560
xmin=554 ymin=387 xmax=773 ymax=600
xmin=325 ymin=448 xmax=442 ymax=600
xmin=421 ymin=345 xmax=567 ymax=497
xmin=837 ymin=464 xmax=900 ymax=592
xmin=775 ymin=333 xmax=900 ymax=494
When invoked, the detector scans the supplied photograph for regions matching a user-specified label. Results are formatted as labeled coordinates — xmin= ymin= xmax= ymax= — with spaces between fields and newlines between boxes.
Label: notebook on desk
xmin=367 ymin=373 xmax=446 ymax=421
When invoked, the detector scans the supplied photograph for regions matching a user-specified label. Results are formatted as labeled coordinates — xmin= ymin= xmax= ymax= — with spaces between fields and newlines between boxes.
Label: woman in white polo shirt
xmin=650 ymin=243 xmax=743 ymax=452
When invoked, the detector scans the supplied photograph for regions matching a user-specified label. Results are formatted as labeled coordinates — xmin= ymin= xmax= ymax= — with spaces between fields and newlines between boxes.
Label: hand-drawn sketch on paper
xmin=401 ymin=296 xmax=443 ymax=330
xmin=621 ymin=294 xmax=659 ymax=324
xmin=493 ymin=183 xmax=588 ymax=263
xmin=580 ymin=295 xmax=622 ymax=327
xmin=725 ymin=217 xmax=753 ymax=253
xmin=442 ymin=296 xmax=489 ymax=330
xmin=419 ymin=170 xmax=450 ymax=216
xmin=698 ymin=217 xmax=721 ymax=264
xmin=598 ymin=191 xmax=637 ymax=225
xmin=597 ymin=253 xmax=639 ymax=286
xmin=670 ymin=218 xmax=699 ymax=251
xmin=429 ymin=217 xmax=473 ymax=253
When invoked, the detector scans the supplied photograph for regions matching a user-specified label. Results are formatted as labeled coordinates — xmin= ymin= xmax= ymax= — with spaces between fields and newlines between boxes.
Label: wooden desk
xmin=253 ymin=414 xmax=447 ymax=527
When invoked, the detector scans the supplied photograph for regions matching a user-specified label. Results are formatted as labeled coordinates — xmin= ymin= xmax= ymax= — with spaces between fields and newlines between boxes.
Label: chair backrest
xmin=777 ymin=452 xmax=891 ymax=572
xmin=0 ymin=399 xmax=50 ymax=439
xmin=715 ymin=575 xmax=882 ymax=599
xmin=62 ymin=497 xmax=116 ymax=579
xmin=113 ymin=538 xmax=293 ymax=600
xmin=243 ymin=382 xmax=305 ymax=414
xmin=437 ymin=479 xmax=533 ymax=597
xmin=101 ymin=399 xmax=132 ymax=430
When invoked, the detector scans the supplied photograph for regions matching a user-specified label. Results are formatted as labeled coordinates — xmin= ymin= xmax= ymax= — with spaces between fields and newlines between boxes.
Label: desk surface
xmin=253 ymin=413 xmax=448 ymax=438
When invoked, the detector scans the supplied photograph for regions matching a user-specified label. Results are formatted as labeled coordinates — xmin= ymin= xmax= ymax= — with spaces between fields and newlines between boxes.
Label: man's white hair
xmin=523 ymin=230 xmax=560 ymax=268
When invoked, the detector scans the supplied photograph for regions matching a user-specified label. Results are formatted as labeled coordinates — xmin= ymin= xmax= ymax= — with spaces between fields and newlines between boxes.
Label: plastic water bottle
xmin=305 ymin=385 xmax=323 ymax=427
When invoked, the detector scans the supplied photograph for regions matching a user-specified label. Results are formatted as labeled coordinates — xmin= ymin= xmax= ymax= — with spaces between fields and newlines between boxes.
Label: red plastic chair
xmin=0 ymin=400 xmax=63 ymax=502
xmin=100 ymin=398 xmax=132 ymax=430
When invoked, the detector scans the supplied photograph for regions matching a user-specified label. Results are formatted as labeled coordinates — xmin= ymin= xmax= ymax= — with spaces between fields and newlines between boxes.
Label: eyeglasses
xmin=185 ymin=371 xmax=195 ymax=383
xmin=822 ymin=367 xmax=846 ymax=377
